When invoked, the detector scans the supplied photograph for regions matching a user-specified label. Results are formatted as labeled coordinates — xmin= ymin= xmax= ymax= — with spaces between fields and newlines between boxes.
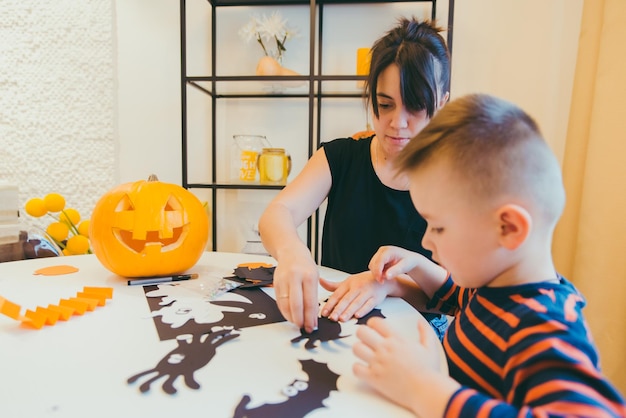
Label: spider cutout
xmin=127 ymin=327 xmax=239 ymax=394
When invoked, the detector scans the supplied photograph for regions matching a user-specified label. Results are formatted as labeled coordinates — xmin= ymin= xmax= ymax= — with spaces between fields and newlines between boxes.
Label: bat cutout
xmin=356 ymin=307 xmax=385 ymax=325
xmin=233 ymin=359 xmax=339 ymax=418
xmin=290 ymin=307 xmax=385 ymax=350
xmin=127 ymin=327 xmax=239 ymax=394
xmin=291 ymin=316 xmax=349 ymax=350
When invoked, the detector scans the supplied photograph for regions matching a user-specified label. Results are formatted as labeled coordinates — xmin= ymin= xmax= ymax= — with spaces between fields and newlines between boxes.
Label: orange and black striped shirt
xmin=427 ymin=275 xmax=626 ymax=417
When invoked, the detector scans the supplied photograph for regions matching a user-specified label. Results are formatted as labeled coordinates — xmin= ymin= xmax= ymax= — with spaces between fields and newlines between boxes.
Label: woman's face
xmin=373 ymin=64 xmax=431 ymax=158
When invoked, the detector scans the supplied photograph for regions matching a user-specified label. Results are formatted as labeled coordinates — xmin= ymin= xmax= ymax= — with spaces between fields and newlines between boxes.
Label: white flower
xmin=261 ymin=11 xmax=288 ymax=40
xmin=238 ymin=15 xmax=262 ymax=43
xmin=239 ymin=11 xmax=299 ymax=62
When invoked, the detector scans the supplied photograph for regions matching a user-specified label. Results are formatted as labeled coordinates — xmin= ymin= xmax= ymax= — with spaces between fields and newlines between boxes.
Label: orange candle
xmin=356 ymin=48 xmax=371 ymax=88
xmin=356 ymin=47 xmax=371 ymax=75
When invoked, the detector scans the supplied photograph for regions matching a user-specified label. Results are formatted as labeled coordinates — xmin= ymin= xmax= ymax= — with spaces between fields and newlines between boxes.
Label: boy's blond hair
xmin=396 ymin=93 xmax=565 ymax=227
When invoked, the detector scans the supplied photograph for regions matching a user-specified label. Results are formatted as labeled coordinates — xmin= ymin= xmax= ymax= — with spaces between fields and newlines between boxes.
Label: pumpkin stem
xmin=148 ymin=174 xmax=159 ymax=182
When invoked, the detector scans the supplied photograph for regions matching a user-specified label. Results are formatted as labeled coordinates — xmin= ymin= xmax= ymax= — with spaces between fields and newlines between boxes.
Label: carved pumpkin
xmin=89 ymin=175 xmax=209 ymax=277
xmin=351 ymin=123 xmax=375 ymax=140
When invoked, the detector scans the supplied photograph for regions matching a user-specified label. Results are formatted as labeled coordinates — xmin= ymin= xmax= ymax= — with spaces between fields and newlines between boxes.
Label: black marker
xmin=127 ymin=273 xmax=199 ymax=286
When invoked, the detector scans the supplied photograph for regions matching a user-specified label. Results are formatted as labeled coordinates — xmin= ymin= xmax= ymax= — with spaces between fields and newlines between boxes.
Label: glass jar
xmin=258 ymin=148 xmax=291 ymax=186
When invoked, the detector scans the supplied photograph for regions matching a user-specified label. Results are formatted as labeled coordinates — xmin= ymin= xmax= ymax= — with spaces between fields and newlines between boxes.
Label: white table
xmin=0 ymin=252 xmax=442 ymax=418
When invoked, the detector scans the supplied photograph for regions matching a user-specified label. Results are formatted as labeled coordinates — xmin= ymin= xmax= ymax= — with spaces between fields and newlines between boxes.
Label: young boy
xmin=353 ymin=94 xmax=626 ymax=417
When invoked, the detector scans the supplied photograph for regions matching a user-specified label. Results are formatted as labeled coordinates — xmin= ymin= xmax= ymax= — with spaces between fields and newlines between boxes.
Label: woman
xmin=259 ymin=17 xmax=450 ymax=335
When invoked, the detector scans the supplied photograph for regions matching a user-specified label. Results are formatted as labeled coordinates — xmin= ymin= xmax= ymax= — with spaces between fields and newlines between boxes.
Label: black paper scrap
xmin=225 ymin=264 xmax=276 ymax=288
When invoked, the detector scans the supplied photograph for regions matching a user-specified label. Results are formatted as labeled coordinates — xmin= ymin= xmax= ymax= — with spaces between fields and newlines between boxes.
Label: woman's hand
xmin=259 ymin=147 xmax=333 ymax=334
xmin=319 ymin=271 xmax=393 ymax=322
xmin=272 ymin=250 xmax=321 ymax=333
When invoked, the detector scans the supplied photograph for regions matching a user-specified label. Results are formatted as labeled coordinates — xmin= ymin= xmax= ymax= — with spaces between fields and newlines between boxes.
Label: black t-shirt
xmin=321 ymin=136 xmax=431 ymax=274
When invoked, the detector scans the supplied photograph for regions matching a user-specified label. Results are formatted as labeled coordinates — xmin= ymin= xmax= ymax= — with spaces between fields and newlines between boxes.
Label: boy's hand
xmin=369 ymin=246 xmax=449 ymax=299
xmin=369 ymin=245 xmax=420 ymax=283
xmin=353 ymin=316 xmax=455 ymax=416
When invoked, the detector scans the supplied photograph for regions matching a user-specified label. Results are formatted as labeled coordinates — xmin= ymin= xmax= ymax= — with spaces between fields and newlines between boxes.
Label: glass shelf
xmin=187 ymin=182 xmax=285 ymax=190
xmin=187 ymin=77 xmax=367 ymax=97
xmin=209 ymin=0 xmax=432 ymax=6
xmin=183 ymin=0 xmax=451 ymax=253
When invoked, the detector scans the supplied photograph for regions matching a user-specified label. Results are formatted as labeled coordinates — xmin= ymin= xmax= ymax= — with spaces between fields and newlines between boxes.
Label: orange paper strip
xmin=23 ymin=309 xmax=46 ymax=329
xmin=47 ymin=304 xmax=74 ymax=320
xmin=82 ymin=286 xmax=114 ymax=299
xmin=36 ymin=306 xmax=60 ymax=325
xmin=3 ymin=286 xmax=114 ymax=329
xmin=76 ymin=292 xmax=106 ymax=307
xmin=59 ymin=299 xmax=87 ymax=315
xmin=0 ymin=297 xmax=21 ymax=320
xmin=70 ymin=297 xmax=98 ymax=311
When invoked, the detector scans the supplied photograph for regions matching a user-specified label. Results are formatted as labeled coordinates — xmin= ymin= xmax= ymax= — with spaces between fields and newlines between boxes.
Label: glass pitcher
xmin=232 ymin=135 xmax=271 ymax=182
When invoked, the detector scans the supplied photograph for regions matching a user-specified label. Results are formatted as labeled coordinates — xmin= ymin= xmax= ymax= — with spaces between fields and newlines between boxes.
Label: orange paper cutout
xmin=71 ymin=297 xmax=99 ymax=311
xmin=237 ymin=262 xmax=274 ymax=269
xmin=83 ymin=286 xmax=113 ymax=299
xmin=24 ymin=309 xmax=46 ymax=329
xmin=0 ymin=287 xmax=113 ymax=330
xmin=77 ymin=292 xmax=107 ymax=306
xmin=59 ymin=298 xmax=88 ymax=315
xmin=36 ymin=306 xmax=60 ymax=325
xmin=0 ymin=297 xmax=22 ymax=320
xmin=46 ymin=304 xmax=74 ymax=320
xmin=34 ymin=265 xmax=79 ymax=276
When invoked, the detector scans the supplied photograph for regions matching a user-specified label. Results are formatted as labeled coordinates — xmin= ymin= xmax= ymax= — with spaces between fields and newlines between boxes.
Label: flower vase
xmin=272 ymin=52 xmax=283 ymax=67
xmin=256 ymin=56 xmax=302 ymax=93
xmin=255 ymin=56 xmax=298 ymax=76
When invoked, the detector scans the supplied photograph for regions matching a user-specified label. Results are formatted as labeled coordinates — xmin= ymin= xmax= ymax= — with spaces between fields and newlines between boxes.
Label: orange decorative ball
xmin=89 ymin=175 xmax=209 ymax=277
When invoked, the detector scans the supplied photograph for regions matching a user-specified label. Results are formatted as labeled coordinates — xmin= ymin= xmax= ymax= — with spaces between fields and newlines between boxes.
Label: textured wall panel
xmin=0 ymin=1 xmax=116 ymax=233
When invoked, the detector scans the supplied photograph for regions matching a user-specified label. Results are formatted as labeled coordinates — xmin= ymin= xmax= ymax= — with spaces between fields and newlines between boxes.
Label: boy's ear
xmin=497 ymin=204 xmax=531 ymax=250
xmin=438 ymin=91 xmax=450 ymax=109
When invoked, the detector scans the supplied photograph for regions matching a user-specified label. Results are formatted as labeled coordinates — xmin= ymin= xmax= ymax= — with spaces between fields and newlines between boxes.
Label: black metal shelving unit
xmin=180 ymin=0 xmax=454 ymax=257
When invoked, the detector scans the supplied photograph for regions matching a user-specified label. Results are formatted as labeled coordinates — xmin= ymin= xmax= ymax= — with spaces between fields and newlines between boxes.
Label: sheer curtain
xmin=553 ymin=0 xmax=626 ymax=394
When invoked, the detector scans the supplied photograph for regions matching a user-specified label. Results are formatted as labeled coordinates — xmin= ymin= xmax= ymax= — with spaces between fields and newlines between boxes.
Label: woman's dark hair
xmin=366 ymin=17 xmax=450 ymax=119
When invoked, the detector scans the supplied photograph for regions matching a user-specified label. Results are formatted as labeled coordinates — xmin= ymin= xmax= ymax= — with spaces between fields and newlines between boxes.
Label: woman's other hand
xmin=319 ymin=271 xmax=393 ymax=322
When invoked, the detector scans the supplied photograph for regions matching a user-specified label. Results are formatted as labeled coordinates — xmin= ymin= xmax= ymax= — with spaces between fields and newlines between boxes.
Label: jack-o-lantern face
xmin=113 ymin=191 xmax=188 ymax=255
xmin=90 ymin=175 xmax=209 ymax=278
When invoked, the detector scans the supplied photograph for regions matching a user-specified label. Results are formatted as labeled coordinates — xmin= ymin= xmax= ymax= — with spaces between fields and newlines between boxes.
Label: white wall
xmin=115 ymin=0 xmax=182 ymax=185
xmin=0 ymin=1 xmax=116 ymax=232
xmin=116 ymin=0 xmax=583 ymax=251
xmin=450 ymin=0 xmax=583 ymax=162
xmin=115 ymin=0 xmax=582 ymax=252
xmin=116 ymin=0 xmax=446 ymax=252
xmin=1 ymin=1 xmax=581 ymax=252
